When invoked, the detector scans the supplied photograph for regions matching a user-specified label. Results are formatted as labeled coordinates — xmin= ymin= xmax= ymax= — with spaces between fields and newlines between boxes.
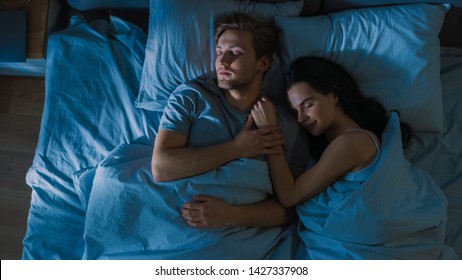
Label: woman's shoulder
xmin=327 ymin=130 xmax=380 ymax=171
xmin=345 ymin=129 xmax=380 ymax=148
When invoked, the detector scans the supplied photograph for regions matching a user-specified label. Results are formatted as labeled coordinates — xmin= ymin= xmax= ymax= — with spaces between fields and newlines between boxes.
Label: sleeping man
xmin=151 ymin=12 xmax=311 ymax=258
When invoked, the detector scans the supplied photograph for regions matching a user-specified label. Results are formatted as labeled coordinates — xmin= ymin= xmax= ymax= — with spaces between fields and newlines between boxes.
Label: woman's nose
xmin=297 ymin=111 xmax=307 ymax=123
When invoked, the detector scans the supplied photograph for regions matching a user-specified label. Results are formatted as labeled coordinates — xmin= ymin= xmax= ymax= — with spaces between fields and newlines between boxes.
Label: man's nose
xmin=219 ymin=52 xmax=232 ymax=66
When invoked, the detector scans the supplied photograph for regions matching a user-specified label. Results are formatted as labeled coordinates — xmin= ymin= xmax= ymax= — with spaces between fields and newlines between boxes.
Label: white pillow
xmin=275 ymin=3 xmax=450 ymax=132
xmin=135 ymin=0 xmax=304 ymax=112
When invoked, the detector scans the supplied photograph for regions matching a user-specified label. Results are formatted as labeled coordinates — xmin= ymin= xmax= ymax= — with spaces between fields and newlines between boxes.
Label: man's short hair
xmin=214 ymin=12 xmax=279 ymax=60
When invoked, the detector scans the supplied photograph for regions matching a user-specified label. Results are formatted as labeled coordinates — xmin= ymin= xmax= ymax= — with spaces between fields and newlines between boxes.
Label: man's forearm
xmin=152 ymin=141 xmax=239 ymax=182
xmin=229 ymin=198 xmax=296 ymax=227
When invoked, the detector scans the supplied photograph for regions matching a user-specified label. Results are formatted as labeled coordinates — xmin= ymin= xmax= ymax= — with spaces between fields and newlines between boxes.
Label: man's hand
xmin=232 ymin=115 xmax=284 ymax=158
xmin=182 ymin=195 xmax=296 ymax=228
xmin=182 ymin=195 xmax=234 ymax=228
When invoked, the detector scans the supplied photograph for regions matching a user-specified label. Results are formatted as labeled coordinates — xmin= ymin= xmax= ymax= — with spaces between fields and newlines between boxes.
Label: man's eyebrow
xmin=215 ymin=44 xmax=244 ymax=49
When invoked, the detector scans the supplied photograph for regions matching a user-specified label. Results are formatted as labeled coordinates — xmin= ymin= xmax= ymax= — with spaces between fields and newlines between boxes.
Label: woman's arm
xmin=251 ymin=98 xmax=299 ymax=206
xmin=251 ymin=98 xmax=371 ymax=207
xmin=181 ymin=195 xmax=296 ymax=228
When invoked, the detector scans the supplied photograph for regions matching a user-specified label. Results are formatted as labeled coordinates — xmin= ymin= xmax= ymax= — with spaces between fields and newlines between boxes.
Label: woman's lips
xmin=305 ymin=121 xmax=316 ymax=131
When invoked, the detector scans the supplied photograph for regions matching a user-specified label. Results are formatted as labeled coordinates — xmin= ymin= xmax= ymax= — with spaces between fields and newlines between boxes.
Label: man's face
xmin=215 ymin=30 xmax=264 ymax=90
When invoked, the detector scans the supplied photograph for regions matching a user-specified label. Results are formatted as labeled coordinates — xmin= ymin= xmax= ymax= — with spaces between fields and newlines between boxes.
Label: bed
xmin=22 ymin=0 xmax=462 ymax=260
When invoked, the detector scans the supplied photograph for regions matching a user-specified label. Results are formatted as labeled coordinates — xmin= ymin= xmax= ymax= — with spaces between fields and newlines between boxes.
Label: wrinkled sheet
xmin=82 ymin=144 xmax=298 ymax=259
xmin=405 ymin=47 xmax=462 ymax=259
xmin=296 ymin=113 xmax=456 ymax=259
xmin=21 ymin=11 xmax=462 ymax=260
xmin=22 ymin=16 xmax=160 ymax=259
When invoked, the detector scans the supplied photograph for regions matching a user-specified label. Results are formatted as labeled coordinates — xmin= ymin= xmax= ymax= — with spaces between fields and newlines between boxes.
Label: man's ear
xmin=257 ymin=55 xmax=272 ymax=73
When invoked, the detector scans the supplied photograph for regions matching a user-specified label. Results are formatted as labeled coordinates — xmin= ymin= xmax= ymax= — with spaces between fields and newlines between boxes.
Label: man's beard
xmin=217 ymin=75 xmax=254 ymax=91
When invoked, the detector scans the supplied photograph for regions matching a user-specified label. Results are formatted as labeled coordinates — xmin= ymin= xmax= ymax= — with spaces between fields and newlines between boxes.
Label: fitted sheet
xmin=405 ymin=47 xmax=462 ymax=258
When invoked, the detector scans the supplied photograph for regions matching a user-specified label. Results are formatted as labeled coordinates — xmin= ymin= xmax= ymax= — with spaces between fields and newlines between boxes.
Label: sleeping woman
xmin=183 ymin=56 xmax=456 ymax=259
xmin=250 ymin=56 xmax=412 ymax=208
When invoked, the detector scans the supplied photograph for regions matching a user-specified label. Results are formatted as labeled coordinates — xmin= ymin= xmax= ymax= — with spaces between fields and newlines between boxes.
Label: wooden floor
xmin=0 ymin=75 xmax=44 ymax=260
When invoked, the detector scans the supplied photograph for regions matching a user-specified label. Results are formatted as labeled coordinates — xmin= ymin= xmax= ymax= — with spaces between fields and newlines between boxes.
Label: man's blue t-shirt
xmin=158 ymin=76 xmax=311 ymax=169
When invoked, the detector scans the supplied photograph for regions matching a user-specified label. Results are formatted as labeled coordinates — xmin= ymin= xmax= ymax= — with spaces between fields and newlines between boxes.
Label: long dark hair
xmin=286 ymin=56 xmax=413 ymax=160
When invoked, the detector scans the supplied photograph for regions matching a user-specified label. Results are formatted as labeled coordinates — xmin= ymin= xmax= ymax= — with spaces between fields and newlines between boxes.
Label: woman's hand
xmin=182 ymin=195 xmax=235 ymax=228
xmin=251 ymin=97 xmax=278 ymax=127
xmin=232 ymin=115 xmax=284 ymax=158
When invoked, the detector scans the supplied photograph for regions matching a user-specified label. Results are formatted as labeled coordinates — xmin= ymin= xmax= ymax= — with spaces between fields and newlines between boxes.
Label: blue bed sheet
xmin=21 ymin=14 xmax=462 ymax=260
xmin=81 ymin=144 xmax=298 ymax=259
xmin=405 ymin=47 xmax=462 ymax=259
xmin=296 ymin=113 xmax=455 ymax=259
xmin=22 ymin=16 xmax=160 ymax=259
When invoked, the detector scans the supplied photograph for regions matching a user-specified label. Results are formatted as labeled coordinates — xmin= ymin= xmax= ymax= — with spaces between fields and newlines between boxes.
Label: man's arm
xmin=182 ymin=195 xmax=296 ymax=228
xmin=152 ymin=115 xmax=284 ymax=182
xmin=152 ymin=129 xmax=239 ymax=182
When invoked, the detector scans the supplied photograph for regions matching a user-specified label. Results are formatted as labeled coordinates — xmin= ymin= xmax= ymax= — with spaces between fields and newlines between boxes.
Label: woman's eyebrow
xmin=298 ymin=97 xmax=313 ymax=107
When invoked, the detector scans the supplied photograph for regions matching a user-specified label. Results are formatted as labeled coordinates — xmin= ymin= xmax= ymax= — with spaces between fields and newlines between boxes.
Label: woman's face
xmin=287 ymin=82 xmax=338 ymax=136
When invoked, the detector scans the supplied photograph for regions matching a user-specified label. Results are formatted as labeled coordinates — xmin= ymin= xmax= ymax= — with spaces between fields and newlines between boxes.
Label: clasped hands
xmin=182 ymin=97 xmax=281 ymax=228
xmin=232 ymin=96 xmax=282 ymax=158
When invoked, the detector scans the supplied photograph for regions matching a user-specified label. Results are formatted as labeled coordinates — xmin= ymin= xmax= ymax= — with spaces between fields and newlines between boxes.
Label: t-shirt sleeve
xmin=158 ymin=88 xmax=197 ymax=136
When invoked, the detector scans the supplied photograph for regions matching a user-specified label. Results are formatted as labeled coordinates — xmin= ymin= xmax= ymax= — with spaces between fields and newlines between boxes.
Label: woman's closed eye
xmin=303 ymin=102 xmax=313 ymax=110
